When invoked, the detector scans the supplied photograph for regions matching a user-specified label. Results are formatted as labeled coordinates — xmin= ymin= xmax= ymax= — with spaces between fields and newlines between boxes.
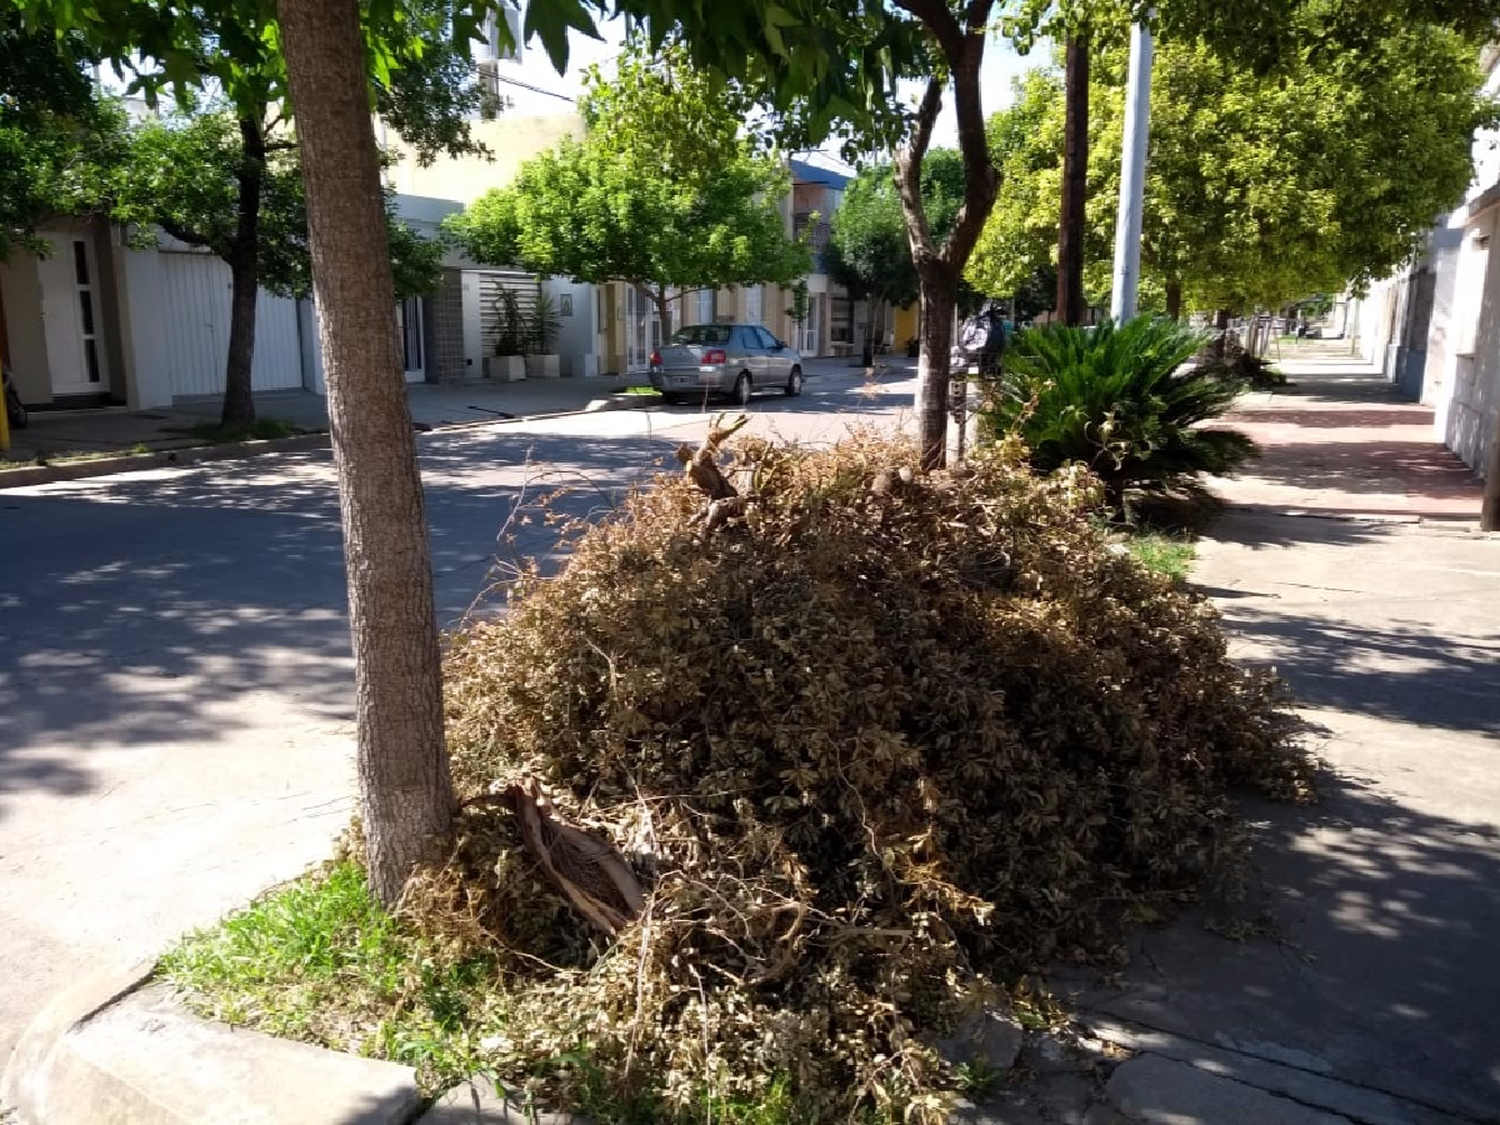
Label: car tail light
xmin=649 ymin=350 xmax=662 ymax=367
xmin=702 ymin=348 xmax=727 ymax=364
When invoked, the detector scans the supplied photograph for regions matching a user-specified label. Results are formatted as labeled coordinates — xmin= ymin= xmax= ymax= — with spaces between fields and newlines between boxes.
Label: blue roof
xmin=790 ymin=158 xmax=852 ymax=191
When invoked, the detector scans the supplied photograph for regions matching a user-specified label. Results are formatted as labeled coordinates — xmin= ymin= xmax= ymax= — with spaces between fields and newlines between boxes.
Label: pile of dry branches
xmin=427 ymin=426 xmax=1312 ymax=1121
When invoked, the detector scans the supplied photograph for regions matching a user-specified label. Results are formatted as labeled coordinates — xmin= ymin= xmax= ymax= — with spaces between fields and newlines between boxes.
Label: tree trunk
xmin=915 ymin=267 xmax=958 ymax=470
xmin=863 ymin=295 xmax=877 ymax=367
xmin=220 ymin=117 xmax=266 ymax=429
xmin=652 ymin=287 xmax=672 ymax=342
xmin=1165 ymin=280 xmax=1183 ymax=321
xmin=276 ymin=0 xmax=457 ymax=908
xmin=1056 ymin=31 xmax=1090 ymax=326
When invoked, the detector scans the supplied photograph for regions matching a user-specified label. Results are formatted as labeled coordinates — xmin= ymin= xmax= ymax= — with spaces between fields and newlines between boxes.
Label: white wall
xmin=111 ymin=244 xmax=174 ymax=409
xmin=157 ymin=251 xmax=302 ymax=397
xmin=544 ymin=278 xmax=598 ymax=376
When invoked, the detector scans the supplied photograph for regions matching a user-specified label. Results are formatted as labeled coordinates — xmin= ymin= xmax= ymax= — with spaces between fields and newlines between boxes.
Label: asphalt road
xmin=0 ymin=368 xmax=916 ymax=1068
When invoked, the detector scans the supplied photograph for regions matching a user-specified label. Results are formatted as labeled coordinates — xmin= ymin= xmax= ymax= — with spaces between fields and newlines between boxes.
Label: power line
xmin=490 ymin=71 xmax=576 ymax=104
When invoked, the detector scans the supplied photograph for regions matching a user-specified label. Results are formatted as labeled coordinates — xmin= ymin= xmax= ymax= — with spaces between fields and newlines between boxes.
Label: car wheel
xmin=731 ymin=373 xmax=752 ymax=407
xmin=784 ymin=366 xmax=804 ymax=397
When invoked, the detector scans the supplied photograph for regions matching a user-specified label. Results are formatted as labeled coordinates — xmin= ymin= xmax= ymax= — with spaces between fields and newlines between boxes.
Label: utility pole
xmin=1110 ymin=21 xmax=1153 ymax=323
xmin=1482 ymin=420 xmax=1500 ymax=530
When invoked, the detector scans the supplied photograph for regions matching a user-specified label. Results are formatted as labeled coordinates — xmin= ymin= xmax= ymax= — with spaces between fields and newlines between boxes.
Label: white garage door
xmin=160 ymin=252 xmax=304 ymax=398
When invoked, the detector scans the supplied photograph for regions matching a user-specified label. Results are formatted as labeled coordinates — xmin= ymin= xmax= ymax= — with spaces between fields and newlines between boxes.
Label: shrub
xmin=980 ymin=317 xmax=1258 ymax=510
xmin=423 ymin=431 xmax=1310 ymax=1122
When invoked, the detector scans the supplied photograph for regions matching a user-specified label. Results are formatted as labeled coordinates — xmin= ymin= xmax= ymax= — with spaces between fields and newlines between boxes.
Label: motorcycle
xmin=3 ymin=362 xmax=27 ymax=430
xmin=949 ymin=302 xmax=1009 ymax=379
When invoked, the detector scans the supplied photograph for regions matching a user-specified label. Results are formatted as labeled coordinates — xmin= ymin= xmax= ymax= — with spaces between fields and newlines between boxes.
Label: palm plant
xmin=982 ymin=316 xmax=1257 ymax=510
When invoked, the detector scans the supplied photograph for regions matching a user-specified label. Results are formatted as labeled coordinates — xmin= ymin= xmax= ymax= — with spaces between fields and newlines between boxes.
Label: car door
xmin=732 ymin=326 xmax=766 ymax=387
xmin=754 ymin=326 xmax=788 ymax=385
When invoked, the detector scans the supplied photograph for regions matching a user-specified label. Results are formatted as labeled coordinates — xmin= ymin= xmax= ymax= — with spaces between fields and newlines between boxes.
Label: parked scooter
xmin=3 ymin=362 xmax=28 ymax=429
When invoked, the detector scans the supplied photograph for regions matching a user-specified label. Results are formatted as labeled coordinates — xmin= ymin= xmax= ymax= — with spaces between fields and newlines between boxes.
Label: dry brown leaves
xmin=428 ymin=431 xmax=1314 ymax=1121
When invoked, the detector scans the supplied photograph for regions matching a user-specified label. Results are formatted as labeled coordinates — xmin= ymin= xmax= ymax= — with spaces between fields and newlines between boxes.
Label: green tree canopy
xmin=446 ymin=38 xmax=809 ymax=332
xmin=0 ymin=10 xmax=127 ymax=260
xmin=968 ymin=20 xmax=1497 ymax=317
xmin=115 ymin=110 xmax=443 ymax=301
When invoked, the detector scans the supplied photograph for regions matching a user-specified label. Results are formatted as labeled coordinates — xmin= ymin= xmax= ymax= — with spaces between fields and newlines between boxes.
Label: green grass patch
xmin=1122 ymin=531 xmax=1196 ymax=582
xmin=158 ymin=860 xmax=500 ymax=1094
xmin=158 ymin=861 xmax=820 ymax=1123
xmin=168 ymin=416 xmax=306 ymax=443
xmin=620 ymin=385 xmax=660 ymax=395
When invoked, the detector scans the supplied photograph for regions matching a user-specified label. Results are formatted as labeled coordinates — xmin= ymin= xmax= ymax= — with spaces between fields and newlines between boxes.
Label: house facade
xmin=0 ymin=192 xmax=475 ymax=413
xmin=0 ymin=107 xmax=894 ymax=413
xmin=1348 ymin=44 xmax=1500 ymax=479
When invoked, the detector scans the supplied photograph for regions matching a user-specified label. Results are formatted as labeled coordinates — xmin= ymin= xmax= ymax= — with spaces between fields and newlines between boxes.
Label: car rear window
xmin=671 ymin=325 xmax=732 ymax=345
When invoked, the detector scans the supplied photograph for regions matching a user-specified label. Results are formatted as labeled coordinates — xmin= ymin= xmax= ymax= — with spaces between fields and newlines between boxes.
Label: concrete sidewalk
xmin=0 ymin=377 xmax=646 ymax=466
xmin=1040 ymin=354 xmax=1500 ymax=1123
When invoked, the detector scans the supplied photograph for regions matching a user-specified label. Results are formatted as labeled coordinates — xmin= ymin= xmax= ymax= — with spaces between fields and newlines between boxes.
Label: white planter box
xmin=485 ymin=355 xmax=526 ymax=382
xmin=525 ymin=353 xmax=562 ymax=379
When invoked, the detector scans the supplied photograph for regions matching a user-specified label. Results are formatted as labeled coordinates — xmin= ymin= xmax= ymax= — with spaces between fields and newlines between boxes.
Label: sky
xmin=492 ymin=17 xmax=1046 ymax=170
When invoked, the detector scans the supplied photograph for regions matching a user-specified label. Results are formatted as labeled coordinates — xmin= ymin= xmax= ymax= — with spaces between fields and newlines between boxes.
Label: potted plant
xmin=525 ymin=293 xmax=563 ymax=379
xmin=485 ymin=288 xmax=528 ymax=382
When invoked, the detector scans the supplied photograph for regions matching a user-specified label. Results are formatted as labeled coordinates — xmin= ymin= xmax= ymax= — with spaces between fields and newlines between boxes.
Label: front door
xmin=397 ymin=297 xmax=425 ymax=383
xmin=625 ymin=286 xmax=664 ymax=374
xmin=38 ymin=234 xmax=109 ymax=396
xmin=803 ymin=295 xmax=822 ymax=355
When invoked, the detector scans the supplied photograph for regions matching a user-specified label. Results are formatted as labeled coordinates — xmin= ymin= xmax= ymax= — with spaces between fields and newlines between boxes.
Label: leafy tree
xmin=20 ymin=0 xmax=484 ymax=427
xmin=827 ymin=149 xmax=968 ymax=363
xmin=114 ymin=110 xmax=444 ymax=305
xmin=968 ymin=22 xmax=1495 ymax=319
xmin=447 ymin=39 xmax=809 ymax=335
xmin=0 ymin=10 xmax=125 ymax=260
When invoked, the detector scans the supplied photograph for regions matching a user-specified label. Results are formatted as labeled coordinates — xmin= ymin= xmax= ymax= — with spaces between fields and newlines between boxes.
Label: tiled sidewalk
xmin=1209 ymin=345 xmax=1484 ymax=522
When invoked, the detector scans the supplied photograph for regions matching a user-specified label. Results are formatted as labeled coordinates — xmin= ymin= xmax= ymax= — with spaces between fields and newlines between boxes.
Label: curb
xmin=0 ymin=394 xmax=657 ymax=491
xmin=2 ymin=961 xmax=420 ymax=1125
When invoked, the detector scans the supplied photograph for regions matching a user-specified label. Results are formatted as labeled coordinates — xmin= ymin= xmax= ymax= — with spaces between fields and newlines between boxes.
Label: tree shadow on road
xmin=0 ymin=427 xmax=697 ymax=813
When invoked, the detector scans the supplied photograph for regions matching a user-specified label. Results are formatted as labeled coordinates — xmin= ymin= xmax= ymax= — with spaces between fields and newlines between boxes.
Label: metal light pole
xmin=1110 ymin=20 xmax=1154 ymax=322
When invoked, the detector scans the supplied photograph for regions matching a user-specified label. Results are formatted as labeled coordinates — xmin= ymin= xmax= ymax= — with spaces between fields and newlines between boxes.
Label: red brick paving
xmin=1207 ymin=346 xmax=1484 ymax=522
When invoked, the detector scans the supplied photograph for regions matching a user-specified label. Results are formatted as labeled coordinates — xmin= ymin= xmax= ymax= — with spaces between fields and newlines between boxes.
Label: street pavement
xmin=0 ymin=363 xmax=917 ymax=1081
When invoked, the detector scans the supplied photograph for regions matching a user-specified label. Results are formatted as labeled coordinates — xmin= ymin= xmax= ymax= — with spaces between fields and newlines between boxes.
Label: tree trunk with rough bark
xmin=220 ymin=117 xmax=266 ymax=429
xmin=915 ymin=266 xmax=958 ymax=469
xmin=1056 ymin=32 xmax=1090 ymax=326
xmin=1165 ymin=281 xmax=1183 ymax=321
xmin=276 ymin=0 xmax=457 ymax=908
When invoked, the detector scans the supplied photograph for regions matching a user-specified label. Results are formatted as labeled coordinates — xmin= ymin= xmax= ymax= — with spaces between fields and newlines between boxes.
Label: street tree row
xmin=966 ymin=15 xmax=1495 ymax=319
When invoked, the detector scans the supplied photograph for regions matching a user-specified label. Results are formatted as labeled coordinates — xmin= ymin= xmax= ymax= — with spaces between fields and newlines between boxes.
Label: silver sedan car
xmin=649 ymin=323 xmax=804 ymax=406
